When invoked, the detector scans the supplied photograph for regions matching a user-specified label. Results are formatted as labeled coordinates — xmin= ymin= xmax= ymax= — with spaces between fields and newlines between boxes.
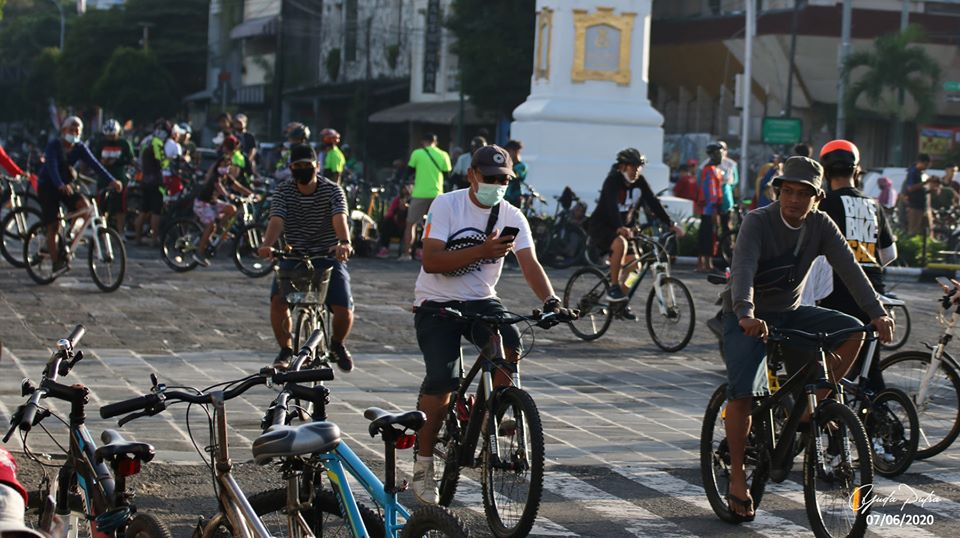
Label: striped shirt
xmin=270 ymin=178 xmax=347 ymax=255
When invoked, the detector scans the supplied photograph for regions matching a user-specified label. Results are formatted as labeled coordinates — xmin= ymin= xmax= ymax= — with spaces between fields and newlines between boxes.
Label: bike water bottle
xmin=624 ymin=269 xmax=640 ymax=289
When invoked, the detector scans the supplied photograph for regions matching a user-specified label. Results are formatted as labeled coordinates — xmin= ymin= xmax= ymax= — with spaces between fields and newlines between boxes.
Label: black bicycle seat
xmin=364 ymin=407 xmax=426 ymax=436
xmin=95 ymin=429 xmax=156 ymax=464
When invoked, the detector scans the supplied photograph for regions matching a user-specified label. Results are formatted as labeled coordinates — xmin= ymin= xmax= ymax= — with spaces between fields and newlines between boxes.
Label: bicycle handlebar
xmin=67 ymin=324 xmax=86 ymax=348
xmin=414 ymin=305 xmax=579 ymax=329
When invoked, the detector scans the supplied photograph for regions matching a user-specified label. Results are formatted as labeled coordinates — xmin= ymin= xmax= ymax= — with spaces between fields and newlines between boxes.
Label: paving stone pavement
xmin=2 ymin=245 xmax=960 ymax=536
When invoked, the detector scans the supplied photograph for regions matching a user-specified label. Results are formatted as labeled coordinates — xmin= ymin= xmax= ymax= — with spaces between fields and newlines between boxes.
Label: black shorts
xmin=99 ymin=189 xmax=124 ymax=216
xmin=414 ymin=299 xmax=522 ymax=394
xmin=140 ymin=183 xmax=163 ymax=214
xmin=38 ymin=185 xmax=84 ymax=225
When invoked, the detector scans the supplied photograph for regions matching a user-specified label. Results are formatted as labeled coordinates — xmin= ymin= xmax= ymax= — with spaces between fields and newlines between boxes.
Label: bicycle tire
xmin=699 ymin=384 xmax=769 ymax=524
xmin=160 ymin=217 xmax=201 ymax=272
xmin=865 ymin=387 xmax=919 ymax=478
xmin=879 ymin=350 xmax=960 ymax=459
xmin=233 ymin=222 xmax=274 ymax=278
xmin=645 ymin=276 xmax=695 ymax=352
xmin=248 ymin=487 xmax=384 ymax=538
xmin=399 ymin=504 xmax=470 ymax=538
xmin=124 ymin=512 xmax=173 ymax=538
xmin=88 ymin=227 xmax=126 ymax=292
xmin=23 ymin=222 xmax=60 ymax=285
xmin=1 ymin=206 xmax=41 ymax=267
xmin=563 ymin=266 xmax=613 ymax=341
xmin=803 ymin=400 xmax=873 ymax=538
xmin=292 ymin=308 xmax=327 ymax=421
xmin=293 ymin=308 xmax=319 ymax=352
xmin=879 ymin=304 xmax=910 ymax=351
xmin=481 ymin=386 xmax=544 ymax=538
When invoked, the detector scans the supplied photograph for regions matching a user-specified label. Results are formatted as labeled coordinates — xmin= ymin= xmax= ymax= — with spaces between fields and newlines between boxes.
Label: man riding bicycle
xmin=91 ymin=119 xmax=133 ymax=233
xmin=721 ymin=156 xmax=894 ymax=520
xmin=37 ymin=116 xmax=117 ymax=272
xmin=411 ymin=144 xmax=567 ymax=505
xmin=257 ymin=144 xmax=356 ymax=373
xmin=192 ymin=135 xmax=254 ymax=267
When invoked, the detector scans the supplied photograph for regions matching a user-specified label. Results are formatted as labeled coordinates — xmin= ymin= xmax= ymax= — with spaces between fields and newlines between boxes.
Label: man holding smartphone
xmin=410 ymin=145 xmax=566 ymax=504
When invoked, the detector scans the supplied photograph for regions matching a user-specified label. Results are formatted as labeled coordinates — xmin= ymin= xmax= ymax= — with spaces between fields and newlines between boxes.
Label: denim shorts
xmin=270 ymin=258 xmax=353 ymax=310
xmin=722 ymin=305 xmax=861 ymax=400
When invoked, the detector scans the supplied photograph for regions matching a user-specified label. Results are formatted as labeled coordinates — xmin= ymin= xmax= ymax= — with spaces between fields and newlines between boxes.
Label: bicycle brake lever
xmin=118 ymin=403 xmax=166 ymax=427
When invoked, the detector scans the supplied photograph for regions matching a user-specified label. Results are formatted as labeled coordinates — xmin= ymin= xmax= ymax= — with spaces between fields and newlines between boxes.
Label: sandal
xmin=726 ymin=493 xmax=756 ymax=521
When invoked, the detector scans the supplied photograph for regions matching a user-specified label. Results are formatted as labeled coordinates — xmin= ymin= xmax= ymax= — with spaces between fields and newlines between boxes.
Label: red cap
xmin=222 ymin=135 xmax=239 ymax=151
xmin=819 ymin=139 xmax=860 ymax=165
xmin=0 ymin=447 xmax=28 ymax=504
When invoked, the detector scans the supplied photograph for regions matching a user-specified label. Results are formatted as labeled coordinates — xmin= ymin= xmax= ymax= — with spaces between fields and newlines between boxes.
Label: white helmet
xmin=102 ymin=119 xmax=121 ymax=136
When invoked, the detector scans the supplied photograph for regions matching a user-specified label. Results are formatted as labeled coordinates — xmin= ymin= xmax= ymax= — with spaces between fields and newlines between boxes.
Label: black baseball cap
xmin=772 ymin=156 xmax=824 ymax=194
xmin=290 ymin=144 xmax=317 ymax=165
xmin=471 ymin=145 xmax=515 ymax=178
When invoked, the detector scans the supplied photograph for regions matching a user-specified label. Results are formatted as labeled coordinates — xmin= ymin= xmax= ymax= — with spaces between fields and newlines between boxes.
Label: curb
xmin=673 ymin=256 xmax=957 ymax=283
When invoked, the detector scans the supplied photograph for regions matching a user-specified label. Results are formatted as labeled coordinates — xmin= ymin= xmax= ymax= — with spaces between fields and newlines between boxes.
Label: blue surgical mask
xmin=64 ymin=134 xmax=79 ymax=145
xmin=475 ymin=183 xmax=507 ymax=206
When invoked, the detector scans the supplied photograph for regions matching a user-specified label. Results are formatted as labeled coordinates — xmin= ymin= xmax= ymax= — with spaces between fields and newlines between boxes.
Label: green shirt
xmin=408 ymin=146 xmax=451 ymax=199
xmin=325 ymin=146 xmax=346 ymax=174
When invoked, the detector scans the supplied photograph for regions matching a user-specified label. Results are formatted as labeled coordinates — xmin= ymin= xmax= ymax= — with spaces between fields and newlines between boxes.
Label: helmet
xmin=616 ymin=148 xmax=646 ymax=166
xmin=102 ymin=119 xmax=121 ymax=136
xmin=320 ymin=128 xmax=340 ymax=145
xmin=289 ymin=125 xmax=311 ymax=142
xmin=706 ymin=142 xmax=724 ymax=154
xmin=819 ymin=139 xmax=860 ymax=169
xmin=178 ymin=122 xmax=192 ymax=135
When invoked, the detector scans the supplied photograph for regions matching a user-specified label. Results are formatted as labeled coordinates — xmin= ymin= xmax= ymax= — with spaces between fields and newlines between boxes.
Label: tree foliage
xmin=446 ymin=0 xmax=535 ymax=118
xmin=93 ymin=47 xmax=178 ymax=124
xmin=844 ymin=24 xmax=941 ymax=122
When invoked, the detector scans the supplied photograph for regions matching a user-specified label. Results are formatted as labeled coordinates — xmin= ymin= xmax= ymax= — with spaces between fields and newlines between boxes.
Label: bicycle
xmin=562 ymin=228 xmax=695 ymax=351
xmin=414 ymin=305 xmax=576 ymax=538
xmin=272 ymin=249 xmax=338 ymax=357
xmin=99 ymin=340 xmax=337 ymax=538
xmin=535 ymin=186 xmax=588 ymax=269
xmin=878 ymin=293 xmax=910 ymax=350
xmin=701 ymin=324 xmax=876 ymax=538
xmin=22 ymin=178 xmax=127 ymax=292
xmin=3 ymin=324 xmax=171 ymax=537
xmin=1 ymin=173 xmax=42 ymax=267
xmin=880 ymin=278 xmax=960 ymax=459
xmin=252 ymin=331 xmax=471 ymax=537
xmin=160 ymin=193 xmax=273 ymax=276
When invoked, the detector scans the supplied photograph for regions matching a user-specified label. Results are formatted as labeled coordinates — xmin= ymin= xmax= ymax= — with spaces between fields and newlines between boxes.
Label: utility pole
xmin=49 ymin=0 xmax=64 ymax=51
xmin=740 ymin=0 xmax=755 ymax=191
xmin=272 ymin=3 xmax=285 ymax=138
xmin=138 ymin=22 xmax=154 ymax=51
xmin=784 ymin=0 xmax=801 ymax=117
xmin=893 ymin=0 xmax=910 ymax=164
xmin=836 ymin=0 xmax=852 ymax=138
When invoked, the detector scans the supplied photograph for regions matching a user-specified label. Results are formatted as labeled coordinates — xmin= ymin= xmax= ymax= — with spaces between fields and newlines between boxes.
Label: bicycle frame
xmin=57 ymin=199 xmax=114 ymax=263
xmin=620 ymin=233 xmax=677 ymax=315
xmin=917 ymin=305 xmax=960 ymax=406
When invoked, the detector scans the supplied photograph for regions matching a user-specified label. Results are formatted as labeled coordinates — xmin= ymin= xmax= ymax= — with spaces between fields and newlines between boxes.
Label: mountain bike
xmin=254 ymin=331 xmax=471 ymax=537
xmin=880 ymin=278 xmax=960 ymax=459
xmin=414 ymin=305 xmax=576 ymax=538
xmin=22 ymin=182 xmax=127 ymax=292
xmin=3 ymin=324 xmax=171 ymax=537
xmin=99 ymin=344 xmax=337 ymax=538
xmin=701 ymin=325 xmax=876 ymax=538
xmin=535 ymin=187 xmax=588 ymax=269
xmin=563 ymin=228 xmax=695 ymax=351
xmin=160 ymin=193 xmax=273 ymax=276
xmin=1 ymin=173 xmax=42 ymax=267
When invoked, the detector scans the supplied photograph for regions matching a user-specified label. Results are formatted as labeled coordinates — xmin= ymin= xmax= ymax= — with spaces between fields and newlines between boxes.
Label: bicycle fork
xmin=652 ymin=263 xmax=677 ymax=316
xmin=916 ymin=346 xmax=946 ymax=408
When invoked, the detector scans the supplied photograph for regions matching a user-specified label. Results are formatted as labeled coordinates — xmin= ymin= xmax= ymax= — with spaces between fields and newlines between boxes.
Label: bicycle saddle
xmin=251 ymin=421 xmax=341 ymax=464
xmin=364 ymin=407 xmax=426 ymax=437
xmin=95 ymin=429 xmax=156 ymax=464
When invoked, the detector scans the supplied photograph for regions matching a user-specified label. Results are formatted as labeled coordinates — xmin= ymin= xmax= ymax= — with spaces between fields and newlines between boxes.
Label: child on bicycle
xmin=192 ymin=135 xmax=252 ymax=266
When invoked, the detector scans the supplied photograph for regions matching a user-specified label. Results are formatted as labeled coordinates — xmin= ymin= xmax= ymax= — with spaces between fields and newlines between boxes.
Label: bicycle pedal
xmin=398 ymin=479 xmax=409 ymax=493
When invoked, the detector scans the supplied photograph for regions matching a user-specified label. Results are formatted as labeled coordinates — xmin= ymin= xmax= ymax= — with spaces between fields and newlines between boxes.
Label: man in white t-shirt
xmin=411 ymin=145 xmax=564 ymax=504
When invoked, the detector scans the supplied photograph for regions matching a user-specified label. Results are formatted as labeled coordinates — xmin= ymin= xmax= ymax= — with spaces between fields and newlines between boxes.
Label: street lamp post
xmin=740 ymin=0 xmax=755 ymax=190
xmin=50 ymin=0 xmax=65 ymax=51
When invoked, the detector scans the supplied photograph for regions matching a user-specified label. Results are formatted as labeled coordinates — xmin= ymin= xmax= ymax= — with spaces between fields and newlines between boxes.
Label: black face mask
xmin=292 ymin=168 xmax=314 ymax=184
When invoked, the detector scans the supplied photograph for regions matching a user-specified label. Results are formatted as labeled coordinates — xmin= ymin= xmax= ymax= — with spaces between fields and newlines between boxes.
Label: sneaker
xmin=412 ymin=458 xmax=439 ymax=504
xmin=331 ymin=341 xmax=354 ymax=372
xmin=376 ymin=247 xmax=390 ymax=259
xmin=620 ymin=305 xmax=637 ymax=322
xmin=605 ymin=286 xmax=628 ymax=302
xmin=192 ymin=253 xmax=210 ymax=267
xmin=273 ymin=347 xmax=294 ymax=370
xmin=397 ymin=254 xmax=413 ymax=262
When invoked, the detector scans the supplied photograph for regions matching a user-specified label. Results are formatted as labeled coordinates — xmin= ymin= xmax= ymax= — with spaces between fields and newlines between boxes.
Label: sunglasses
xmin=290 ymin=161 xmax=317 ymax=170
xmin=480 ymin=174 xmax=510 ymax=185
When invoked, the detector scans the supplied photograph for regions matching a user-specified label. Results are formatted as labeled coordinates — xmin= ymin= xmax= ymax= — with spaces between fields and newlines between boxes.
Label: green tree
xmin=21 ymin=47 xmax=61 ymax=123
xmin=93 ymin=47 xmax=177 ymax=123
xmin=446 ymin=0 xmax=535 ymax=119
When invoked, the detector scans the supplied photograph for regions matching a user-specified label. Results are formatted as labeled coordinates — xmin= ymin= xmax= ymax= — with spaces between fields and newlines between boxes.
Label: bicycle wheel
xmin=160 ymin=217 xmax=201 ymax=272
xmin=124 ymin=512 xmax=173 ymax=538
xmin=88 ymin=227 xmax=126 ymax=292
xmin=23 ymin=222 xmax=60 ymax=285
xmin=700 ymin=384 xmax=769 ymax=524
xmin=645 ymin=276 xmax=695 ymax=352
xmin=880 ymin=304 xmax=910 ymax=350
xmin=542 ymin=223 xmax=586 ymax=269
xmin=233 ymin=222 xmax=274 ymax=277
xmin=248 ymin=487 xmax=384 ymax=538
xmin=1 ymin=206 xmax=41 ymax=267
xmin=582 ymin=234 xmax=608 ymax=268
xmin=481 ymin=386 xmax=544 ymax=538
xmin=864 ymin=387 xmax=919 ymax=478
xmin=879 ymin=350 xmax=960 ymax=459
xmin=562 ymin=267 xmax=613 ymax=341
xmin=803 ymin=399 xmax=872 ymax=538
xmin=293 ymin=308 xmax=319 ymax=352
xmin=399 ymin=505 xmax=470 ymax=538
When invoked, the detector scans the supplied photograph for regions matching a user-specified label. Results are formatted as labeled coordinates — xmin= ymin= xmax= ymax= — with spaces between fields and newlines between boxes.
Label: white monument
xmin=511 ymin=0 xmax=667 ymax=203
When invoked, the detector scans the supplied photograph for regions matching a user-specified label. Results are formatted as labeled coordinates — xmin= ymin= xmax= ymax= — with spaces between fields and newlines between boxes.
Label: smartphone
xmin=500 ymin=226 xmax=520 ymax=243
xmin=936 ymin=276 xmax=954 ymax=289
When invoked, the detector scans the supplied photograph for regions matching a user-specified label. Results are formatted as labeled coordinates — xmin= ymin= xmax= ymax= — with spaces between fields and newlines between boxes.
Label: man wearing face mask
xmin=410 ymin=145 xmax=570 ymax=504
xmin=135 ymin=119 xmax=172 ymax=246
xmin=588 ymin=148 xmax=683 ymax=312
xmin=258 ymin=144 xmax=356 ymax=372
xmin=37 ymin=116 xmax=117 ymax=272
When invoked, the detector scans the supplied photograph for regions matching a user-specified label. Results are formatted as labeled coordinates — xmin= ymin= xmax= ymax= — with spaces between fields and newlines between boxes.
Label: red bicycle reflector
xmin=396 ymin=434 xmax=416 ymax=450
xmin=118 ymin=458 xmax=141 ymax=477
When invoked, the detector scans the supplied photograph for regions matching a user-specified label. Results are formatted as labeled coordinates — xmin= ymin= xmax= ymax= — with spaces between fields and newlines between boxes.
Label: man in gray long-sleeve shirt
xmin=718 ymin=156 xmax=894 ymax=520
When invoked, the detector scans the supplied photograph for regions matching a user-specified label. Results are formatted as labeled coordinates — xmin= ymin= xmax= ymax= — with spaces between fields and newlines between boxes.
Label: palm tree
xmin=843 ymin=24 xmax=941 ymax=164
